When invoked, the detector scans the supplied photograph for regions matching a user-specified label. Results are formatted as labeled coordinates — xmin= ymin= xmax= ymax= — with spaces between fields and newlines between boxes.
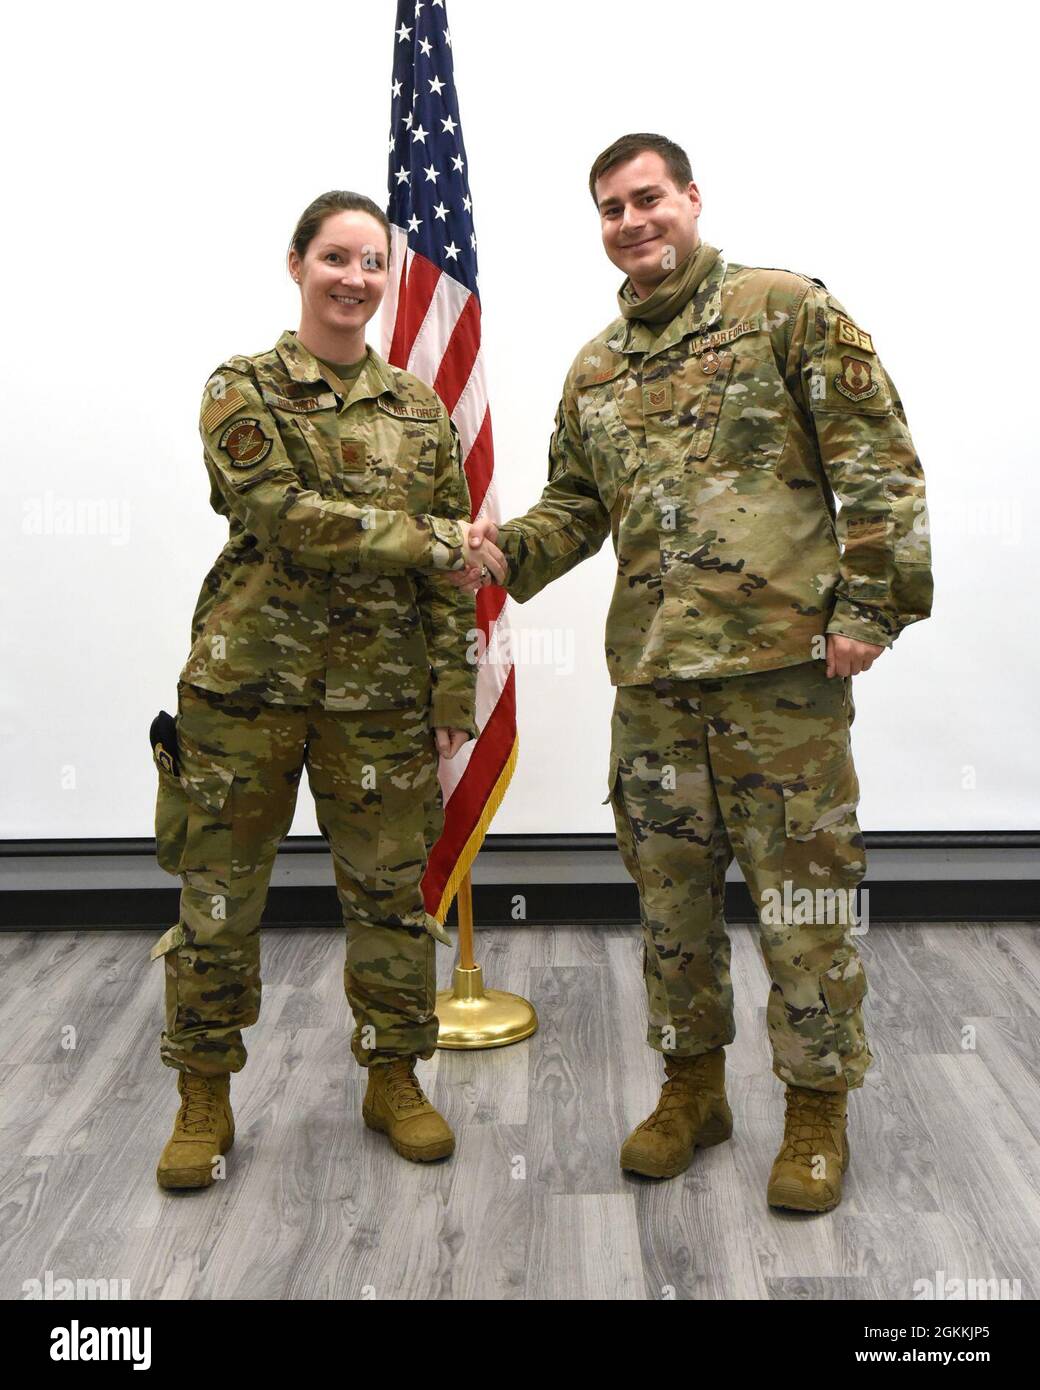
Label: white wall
xmin=2 ymin=0 xmax=1037 ymax=838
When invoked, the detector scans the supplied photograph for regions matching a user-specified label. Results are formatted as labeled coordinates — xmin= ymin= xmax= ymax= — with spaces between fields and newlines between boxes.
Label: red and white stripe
xmin=382 ymin=226 xmax=517 ymax=916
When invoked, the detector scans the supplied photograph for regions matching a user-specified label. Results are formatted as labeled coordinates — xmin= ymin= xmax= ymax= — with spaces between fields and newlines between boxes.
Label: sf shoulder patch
xmin=820 ymin=303 xmax=890 ymax=414
xmin=836 ymin=316 xmax=874 ymax=355
xmin=202 ymin=385 xmax=247 ymax=434
xmin=219 ymin=418 xmax=273 ymax=468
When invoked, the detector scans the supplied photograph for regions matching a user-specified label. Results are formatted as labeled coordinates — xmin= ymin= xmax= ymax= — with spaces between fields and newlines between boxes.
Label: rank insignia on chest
xmin=340 ymin=439 xmax=367 ymax=471
xmin=644 ymin=381 xmax=672 ymax=415
xmin=834 ymin=356 xmax=880 ymax=402
xmin=219 ymin=418 xmax=273 ymax=468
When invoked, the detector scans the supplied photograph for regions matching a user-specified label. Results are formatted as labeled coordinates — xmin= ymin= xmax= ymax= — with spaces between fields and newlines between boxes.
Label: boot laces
xmin=179 ymin=1076 xmax=222 ymax=1134
xmin=779 ymin=1091 xmax=844 ymax=1164
xmin=641 ymin=1074 xmax=709 ymax=1133
xmin=383 ymin=1059 xmax=428 ymax=1113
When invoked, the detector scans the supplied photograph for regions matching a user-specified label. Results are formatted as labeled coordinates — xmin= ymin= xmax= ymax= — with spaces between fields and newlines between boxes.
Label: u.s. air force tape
xmin=219 ymin=419 xmax=272 ymax=468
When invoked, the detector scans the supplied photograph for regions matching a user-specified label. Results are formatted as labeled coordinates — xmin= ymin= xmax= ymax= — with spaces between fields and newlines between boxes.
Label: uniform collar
xmin=605 ymin=253 xmax=727 ymax=360
xmin=274 ymin=330 xmax=404 ymax=405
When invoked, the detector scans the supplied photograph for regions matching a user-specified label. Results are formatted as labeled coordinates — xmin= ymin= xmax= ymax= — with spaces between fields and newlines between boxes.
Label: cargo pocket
xmin=820 ymin=954 xmax=868 ymax=1015
xmin=154 ymin=737 xmax=234 ymax=895
xmin=604 ymin=750 xmax=645 ymax=895
xmin=377 ymin=757 xmax=451 ymax=945
xmin=155 ymin=763 xmax=192 ymax=876
xmin=780 ymin=754 xmax=865 ymax=891
xmin=371 ymin=747 xmax=442 ymax=883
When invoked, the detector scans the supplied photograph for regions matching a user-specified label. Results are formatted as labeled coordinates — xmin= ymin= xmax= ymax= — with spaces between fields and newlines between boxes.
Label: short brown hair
xmin=287 ymin=190 xmax=392 ymax=271
xmin=588 ymin=133 xmax=694 ymax=205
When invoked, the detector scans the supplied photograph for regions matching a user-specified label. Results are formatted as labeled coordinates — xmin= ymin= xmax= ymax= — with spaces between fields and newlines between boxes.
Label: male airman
xmin=459 ymin=133 xmax=932 ymax=1212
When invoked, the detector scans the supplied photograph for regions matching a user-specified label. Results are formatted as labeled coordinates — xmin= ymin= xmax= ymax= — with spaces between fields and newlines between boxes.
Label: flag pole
xmin=436 ymin=870 xmax=538 ymax=1049
xmin=457 ymin=867 xmax=476 ymax=971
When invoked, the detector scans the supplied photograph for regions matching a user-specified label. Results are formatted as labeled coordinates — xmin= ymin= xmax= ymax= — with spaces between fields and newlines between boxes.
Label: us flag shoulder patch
xmin=202 ymin=385 xmax=247 ymax=433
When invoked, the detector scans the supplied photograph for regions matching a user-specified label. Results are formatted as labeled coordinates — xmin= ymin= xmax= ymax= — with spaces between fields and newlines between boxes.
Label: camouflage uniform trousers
xmin=607 ymin=659 xmax=873 ymax=1094
xmin=150 ymin=681 xmax=445 ymax=1076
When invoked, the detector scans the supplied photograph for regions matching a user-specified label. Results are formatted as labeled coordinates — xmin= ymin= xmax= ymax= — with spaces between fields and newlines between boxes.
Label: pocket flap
xmin=149 ymin=922 xmax=186 ymax=961
xmin=174 ymin=732 xmax=234 ymax=815
xmin=782 ymin=757 xmax=859 ymax=841
xmin=820 ymin=957 xmax=868 ymax=1014
xmin=422 ymin=911 xmax=454 ymax=947
xmin=602 ymin=750 xmax=620 ymax=806
xmin=178 ymin=762 xmax=233 ymax=816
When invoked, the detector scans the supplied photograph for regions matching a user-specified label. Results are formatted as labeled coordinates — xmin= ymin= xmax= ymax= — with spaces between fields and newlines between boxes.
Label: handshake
xmin=451 ymin=520 xmax=506 ymax=592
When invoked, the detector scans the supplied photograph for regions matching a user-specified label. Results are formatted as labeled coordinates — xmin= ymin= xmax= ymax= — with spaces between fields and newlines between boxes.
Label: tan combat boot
xmin=766 ymin=1085 xmax=849 ymax=1213
xmin=362 ymin=1056 xmax=455 ymax=1162
xmin=620 ymin=1048 xmax=733 ymax=1178
xmin=156 ymin=1070 xmax=234 ymax=1191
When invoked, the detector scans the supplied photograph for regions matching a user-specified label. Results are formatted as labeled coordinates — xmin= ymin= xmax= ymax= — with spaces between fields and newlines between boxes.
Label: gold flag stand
xmin=436 ymin=870 xmax=537 ymax=1049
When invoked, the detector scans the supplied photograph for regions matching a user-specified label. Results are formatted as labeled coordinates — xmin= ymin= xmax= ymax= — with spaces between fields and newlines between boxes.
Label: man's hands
xmin=826 ymin=633 xmax=885 ymax=677
xmin=450 ymin=519 xmax=505 ymax=591
xmin=434 ymin=727 xmax=470 ymax=758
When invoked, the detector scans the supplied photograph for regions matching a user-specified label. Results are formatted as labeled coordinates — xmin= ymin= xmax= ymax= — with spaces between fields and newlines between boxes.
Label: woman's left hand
xmin=434 ymin=727 xmax=470 ymax=759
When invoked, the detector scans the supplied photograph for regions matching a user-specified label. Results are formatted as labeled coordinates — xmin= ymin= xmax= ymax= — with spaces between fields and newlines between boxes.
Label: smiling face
xmin=287 ymin=209 xmax=390 ymax=354
xmin=595 ymin=150 xmax=702 ymax=298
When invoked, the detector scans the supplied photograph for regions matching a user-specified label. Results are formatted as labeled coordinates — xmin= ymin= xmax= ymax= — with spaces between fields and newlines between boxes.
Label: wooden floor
xmin=1 ymin=921 xmax=1038 ymax=1301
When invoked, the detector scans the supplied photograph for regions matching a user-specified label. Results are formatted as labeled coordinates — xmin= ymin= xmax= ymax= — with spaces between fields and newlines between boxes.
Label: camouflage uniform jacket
xmin=179 ymin=330 xmax=477 ymax=734
xmin=497 ymin=252 xmax=933 ymax=682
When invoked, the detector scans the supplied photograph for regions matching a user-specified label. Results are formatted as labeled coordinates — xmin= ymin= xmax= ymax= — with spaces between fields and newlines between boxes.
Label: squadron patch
xmin=219 ymin=418 xmax=273 ymax=468
xmin=834 ymin=356 xmax=880 ymax=402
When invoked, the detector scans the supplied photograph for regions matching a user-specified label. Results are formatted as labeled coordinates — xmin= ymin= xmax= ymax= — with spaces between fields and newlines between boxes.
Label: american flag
xmin=382 ymin=0 xmax=517 ymax=923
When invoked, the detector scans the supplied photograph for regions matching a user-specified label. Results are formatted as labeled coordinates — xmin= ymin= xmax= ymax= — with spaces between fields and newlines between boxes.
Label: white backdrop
xmin=2 ymin=0 xmax=1037 ymax=838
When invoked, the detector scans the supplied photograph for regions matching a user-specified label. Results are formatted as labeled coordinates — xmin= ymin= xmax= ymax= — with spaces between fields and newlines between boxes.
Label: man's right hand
xmin=452 ymin=519 xmax=504 ymax=591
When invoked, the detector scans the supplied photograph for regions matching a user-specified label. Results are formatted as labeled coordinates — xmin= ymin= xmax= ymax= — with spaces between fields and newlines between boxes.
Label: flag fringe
xmin=432 ymin=733 xmax=519 ymax=924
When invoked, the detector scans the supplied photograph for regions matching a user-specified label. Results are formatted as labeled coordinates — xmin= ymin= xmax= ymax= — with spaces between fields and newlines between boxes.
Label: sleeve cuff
xmin=495 ymin=525 xmax=524 ymax=588
xmin=826 ymin=613 xmax=895 ymax=648
xmin=431 ymin=690 xmax=478 ymax=739
xmin=428 ymin=516 xmax=466 ymax=570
